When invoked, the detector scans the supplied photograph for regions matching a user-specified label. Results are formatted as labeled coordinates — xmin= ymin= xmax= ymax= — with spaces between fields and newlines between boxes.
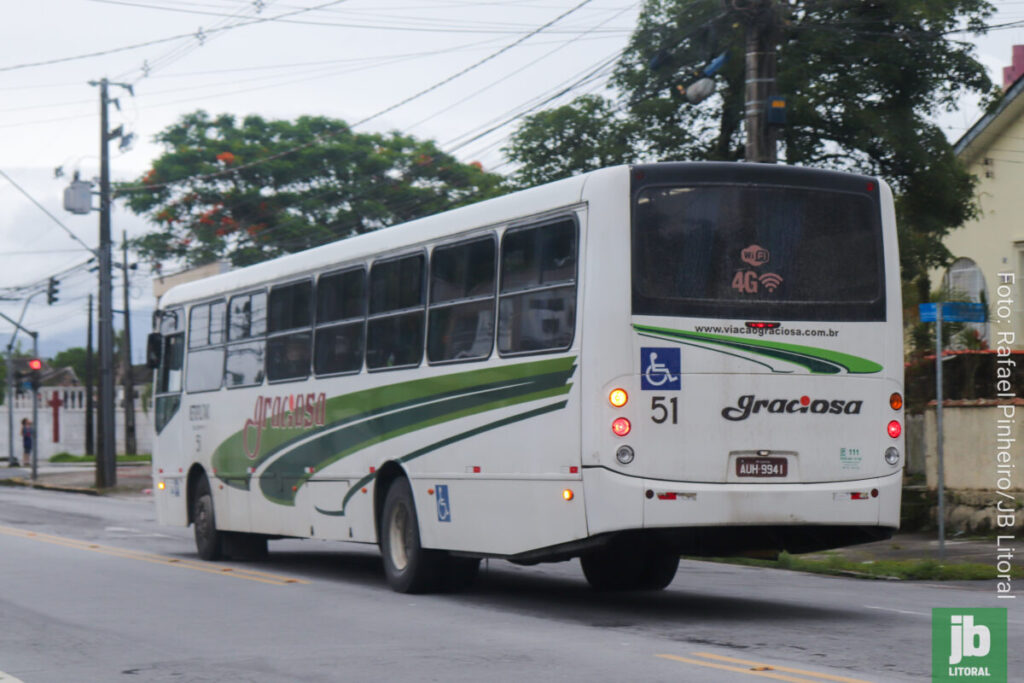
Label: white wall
xmin=0 ymin=387 xmax=152 ymax=459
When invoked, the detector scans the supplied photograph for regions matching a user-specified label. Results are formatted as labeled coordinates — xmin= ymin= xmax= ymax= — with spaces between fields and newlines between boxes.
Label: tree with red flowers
xmin=120 ymin=111 xmax=503 ymax=268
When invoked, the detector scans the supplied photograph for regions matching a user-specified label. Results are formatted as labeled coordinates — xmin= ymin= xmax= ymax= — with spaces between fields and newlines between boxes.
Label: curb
xmin=0 ymin=477 xmax=102 ymax=496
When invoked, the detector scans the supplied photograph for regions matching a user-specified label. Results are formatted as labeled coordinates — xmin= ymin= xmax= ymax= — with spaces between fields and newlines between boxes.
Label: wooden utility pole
xmin=85 ymin=294 xmax=94 ymax=456
xmin=121 ymin=231 xmax=137 ymax=455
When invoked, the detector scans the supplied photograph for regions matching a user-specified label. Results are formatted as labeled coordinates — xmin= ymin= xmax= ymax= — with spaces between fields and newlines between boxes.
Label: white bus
xmin=149 ymin=162 xmax=905 ymax=593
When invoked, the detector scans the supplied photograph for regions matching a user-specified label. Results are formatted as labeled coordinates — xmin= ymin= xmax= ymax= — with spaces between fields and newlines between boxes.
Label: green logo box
xmin=932 ymin=608 xmax=1007 ymax=682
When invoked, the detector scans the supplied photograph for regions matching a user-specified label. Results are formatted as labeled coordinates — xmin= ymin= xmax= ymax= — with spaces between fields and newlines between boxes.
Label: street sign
xmin=918 ymin=302 xmax=986 ymax=323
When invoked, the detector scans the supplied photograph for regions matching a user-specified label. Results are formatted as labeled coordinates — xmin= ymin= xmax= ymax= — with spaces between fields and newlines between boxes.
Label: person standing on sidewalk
xmin=20 ymin=418 xmax=33 ymax=467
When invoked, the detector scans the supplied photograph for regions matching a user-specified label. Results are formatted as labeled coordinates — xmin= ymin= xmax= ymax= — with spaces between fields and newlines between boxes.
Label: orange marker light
xmin=612 ymin=417 xmax=631 ymax=437
xmin=609 ymin=388 xmax=628 ymax=408
xmin=157 ymin=481 xmax=165 ymax=491
xmin=889 ymin=392 xmax=903 ymax=410
xmin=562 ymin=489 xmax=574 ymax=501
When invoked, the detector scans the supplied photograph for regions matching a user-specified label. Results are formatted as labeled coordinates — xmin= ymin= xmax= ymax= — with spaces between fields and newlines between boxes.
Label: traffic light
xmin=28 ymin=358 xmax=42 ymax=391
xmin=46 ymin=277 xmax=59 ymax=305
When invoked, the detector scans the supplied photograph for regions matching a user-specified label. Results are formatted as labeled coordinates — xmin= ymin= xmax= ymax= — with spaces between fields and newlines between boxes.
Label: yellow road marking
xmin=691 ymin=653 xmax=873 ymax=683
xmin=0 ymin=525 xmax=308 ymax=586
xmin=656 ymin=653 xmax=874 ymax=683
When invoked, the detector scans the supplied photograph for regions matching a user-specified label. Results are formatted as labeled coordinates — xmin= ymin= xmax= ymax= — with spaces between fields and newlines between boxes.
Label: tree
xmin=119 ymin=112 xmax=505 ymax=268
xmin=51 ymin=347 xmax=89 ymax=384
xmin=505 ymin=0 xmax=997 ymax=283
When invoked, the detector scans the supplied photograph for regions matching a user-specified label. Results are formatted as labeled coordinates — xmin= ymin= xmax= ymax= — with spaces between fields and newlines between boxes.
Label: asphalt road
xmin=0 ymin=486 xmax=1019 ymax=683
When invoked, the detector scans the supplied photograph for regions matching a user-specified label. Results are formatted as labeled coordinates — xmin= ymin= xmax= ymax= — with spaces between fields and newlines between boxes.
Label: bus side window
xmin=186 ymin=302 xmax=225 ymax=393
xmin=225 ymin=291 xmax=267 ymax=388
xmin=314 ymin=268 xmax=366 ymax=376
xmin=367 ymin=254 xmax=425 ymax=370
xmin=267 ymin=280 xmax=313 ymax=382
xmin=498 ymin=219 xmax=577 ymax=355
xmin=427 ymin=236 xmax=495 ymax=363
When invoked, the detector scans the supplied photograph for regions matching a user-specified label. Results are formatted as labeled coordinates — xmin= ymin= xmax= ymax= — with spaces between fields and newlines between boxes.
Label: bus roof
xmin=159 ymin=166 xmax=612 ymax=309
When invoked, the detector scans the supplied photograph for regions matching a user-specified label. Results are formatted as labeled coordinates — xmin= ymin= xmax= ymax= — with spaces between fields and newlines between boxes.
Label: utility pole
xmin=121 ymin=231 xmax=137 ymax=455
xmin=85 ymin=294 xmax=95 ymax=456
xmin=737 ymin=0 xmax=781 ymax=163
xmin=90 ymin=77 xmax=119 ymax=488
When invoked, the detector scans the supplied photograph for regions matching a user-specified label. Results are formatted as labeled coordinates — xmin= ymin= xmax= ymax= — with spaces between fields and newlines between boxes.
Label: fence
xmin=1 ymin=387 xmax=152 ymax=460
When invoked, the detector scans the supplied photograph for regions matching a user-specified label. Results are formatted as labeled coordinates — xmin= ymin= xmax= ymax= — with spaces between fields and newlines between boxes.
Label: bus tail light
xmin=609 ymin=388 xmax=628 ymax=407
xmin=612 ymin=418 xmax=631 ymax=437
xmin=884 ymin=447 xmax=900 ymax=465
xmin=887 ymin=420 xmax=901 ymax=438
xmin=616 ymin=445 xmax=635 ymax=465
xmin=889 ymin=392 xmax=903 ymax=410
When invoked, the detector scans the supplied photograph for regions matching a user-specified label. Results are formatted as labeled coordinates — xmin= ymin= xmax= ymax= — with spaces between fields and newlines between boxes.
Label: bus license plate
xmin=736 ymin=457 xmax=787 ymax=477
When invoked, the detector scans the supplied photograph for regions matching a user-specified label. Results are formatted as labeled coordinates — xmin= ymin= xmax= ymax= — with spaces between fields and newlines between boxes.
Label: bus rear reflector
xmin=612 ymin=418 xmax=631 ymax=437
xmin=887 ymin=420 xmax=901 ymax=438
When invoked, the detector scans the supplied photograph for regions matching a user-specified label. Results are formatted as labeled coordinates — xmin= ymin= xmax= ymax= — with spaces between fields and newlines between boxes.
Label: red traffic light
xmin=28 ymin=359 xmax=42 ymax=371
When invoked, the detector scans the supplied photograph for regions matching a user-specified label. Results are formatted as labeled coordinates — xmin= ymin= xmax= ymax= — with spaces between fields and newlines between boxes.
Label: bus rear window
xmin=632 ymin=185 xmax=885 ymax=321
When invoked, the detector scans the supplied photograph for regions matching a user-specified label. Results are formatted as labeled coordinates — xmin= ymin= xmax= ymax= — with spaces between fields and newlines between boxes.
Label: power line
xmin=116 ymin=0 xmax=599 ymax=194
xmin=0 ymin=169 xmax=95 ymax=254
xmin=0 ymin=0 xmax=348 ymax=74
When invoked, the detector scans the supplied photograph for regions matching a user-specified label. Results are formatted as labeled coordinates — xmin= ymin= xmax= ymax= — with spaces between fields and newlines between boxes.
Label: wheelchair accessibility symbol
xmin=436 ymin=484 xmax=451 ymax=522
xmin=640 ymin=347 xmax=680 ymax=390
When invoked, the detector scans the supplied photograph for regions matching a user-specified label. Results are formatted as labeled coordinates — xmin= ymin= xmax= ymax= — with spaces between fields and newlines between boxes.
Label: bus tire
xmin=580 ymin=543 xmax=679 ymax=591
xmin=192 ymin=476 xmax=224 ymax=561
xmin=380 ymin=478 xmax=444 ymax=593
xmin=636 ymin=551 xmax=679 ymax=590
xmin=441 ymin=556 xmax=481 ymax=593
xmin=223 ymin=532 xmax=268 ymax=561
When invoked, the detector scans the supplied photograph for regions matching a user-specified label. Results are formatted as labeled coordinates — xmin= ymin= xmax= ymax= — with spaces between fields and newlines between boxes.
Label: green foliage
xmin=118 ymin=112 xmax=505 ymax=268
xmin=505 ymin=0 xmax=997 ymax=283
xmin=51 ymin=347 xmax=89 ymax=383
xmin=504 ymin=95 xmax=642 ymax=188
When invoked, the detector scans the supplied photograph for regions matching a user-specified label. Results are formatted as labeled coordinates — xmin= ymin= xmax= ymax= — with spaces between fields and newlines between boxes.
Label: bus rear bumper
xmin=583 ymin=467 xmax=901 ymax=540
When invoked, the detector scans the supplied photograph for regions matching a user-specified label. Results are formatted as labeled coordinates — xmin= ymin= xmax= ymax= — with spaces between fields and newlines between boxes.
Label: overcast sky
xmin=2 ymin=0 xmax=1023 ymax=361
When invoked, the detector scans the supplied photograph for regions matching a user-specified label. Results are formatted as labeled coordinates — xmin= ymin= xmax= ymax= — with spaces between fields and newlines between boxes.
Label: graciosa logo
xmin=721 ymin=394 xmax=863 ymax=421
xmin=243 ymin=392 xmax=327 ymax=459
xmin=932 ymin=608 xmax=1007 ymax=681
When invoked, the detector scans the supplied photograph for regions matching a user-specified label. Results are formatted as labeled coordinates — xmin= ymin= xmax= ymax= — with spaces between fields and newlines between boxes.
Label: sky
xmin=2 ymin=0 xmax=1024 ymax=362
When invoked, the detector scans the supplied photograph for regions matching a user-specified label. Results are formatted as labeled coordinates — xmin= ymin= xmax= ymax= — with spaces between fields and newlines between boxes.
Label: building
xmin=941 ymin=46 xmax=1024 ymax=348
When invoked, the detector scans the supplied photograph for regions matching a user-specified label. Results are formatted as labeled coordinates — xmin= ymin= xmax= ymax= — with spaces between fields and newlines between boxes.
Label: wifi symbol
xmin=759 ymin=272 xmax=784 ymax=292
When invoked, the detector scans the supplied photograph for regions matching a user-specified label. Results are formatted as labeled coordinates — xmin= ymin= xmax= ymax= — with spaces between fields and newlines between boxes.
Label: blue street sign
xmin=918 ymin=302 xmax=986 ymax=323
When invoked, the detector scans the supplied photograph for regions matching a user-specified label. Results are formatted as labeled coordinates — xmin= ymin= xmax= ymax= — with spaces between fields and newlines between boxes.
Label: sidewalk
xmin=0 ymin=459 xmax=152 ymax=496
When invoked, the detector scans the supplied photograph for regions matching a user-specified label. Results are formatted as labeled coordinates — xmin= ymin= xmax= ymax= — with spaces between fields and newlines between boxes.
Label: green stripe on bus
xmin=210 ymin=356 xmax=576 ymax=493
xmin=260 ymin=369 xmax=574 ymax=505
xmin=318 ymin=400 xmax=569 ymax=517
xmin=633 ymin=325 xmax=882 ymax=374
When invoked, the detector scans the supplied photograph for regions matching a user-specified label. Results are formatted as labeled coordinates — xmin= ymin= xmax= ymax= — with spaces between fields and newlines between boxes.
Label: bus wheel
xmin=380 ymin=478 xmax=443 ymax=593
xmin=580 ymin=543 xmax=679 ymax=591
xmin=192 ymin=476 xmax=224 ymax=561
xmin=636 ymin=551 xmax=679 ymax=590
xmin=441 ymin=556 xmax=481 ymax=593
xmin=223 ymin=532 xmax=268 ymax=561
